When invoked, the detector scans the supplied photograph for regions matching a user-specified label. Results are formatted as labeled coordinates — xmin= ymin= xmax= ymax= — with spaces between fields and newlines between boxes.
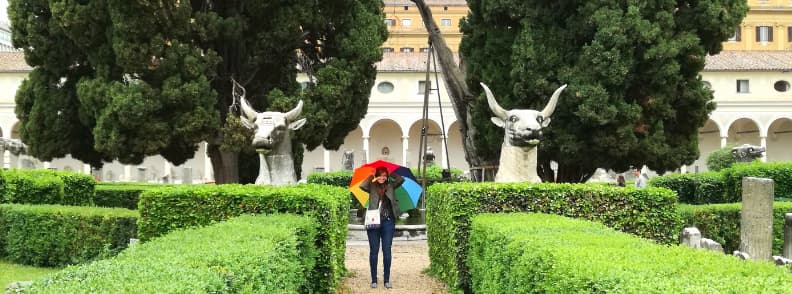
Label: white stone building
xmin=1 ymin=50 xmax=791 ymax=181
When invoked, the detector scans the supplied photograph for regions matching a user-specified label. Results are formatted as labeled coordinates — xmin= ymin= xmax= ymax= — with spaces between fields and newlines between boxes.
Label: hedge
xmin=1 ymin=170 xmax=65 ymax=205
xmin=468 ymin=213 xmax=792 ymax=293
xmin=426 ymin=182 xmax=679 ymax=292
xmin=649 ymin=172 xmax=730 ymax=204
xmin=677 ymin=202 xmax=792 ymax=255
xmin=43 ymin=170 xmax=96 ymax=206
xmin=0 ymin=204 xmax=138 ymax=267
xmin=137 ymin=184 xmax=348 ymax=293
xmin=27 ymin=214 xmax=317 ymax=294
xmin=722 ymin=162 xmax=792 ymax=200
xmin=93 ymin=183 xmax=177 ymax=209
xmin=306 ymin=165 xmax=465 ymax=188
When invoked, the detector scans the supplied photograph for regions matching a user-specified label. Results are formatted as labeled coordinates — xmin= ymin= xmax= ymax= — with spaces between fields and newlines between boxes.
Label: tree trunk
xmin=207 ymin=140 xmax=239 ymax=184
xmin=410 ymin=0 xmax=495 ymax=172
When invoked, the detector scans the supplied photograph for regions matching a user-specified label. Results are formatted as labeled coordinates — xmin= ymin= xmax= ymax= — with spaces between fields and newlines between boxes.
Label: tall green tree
xmin=456 ymin=0 xmax=747 ymax=182
xmin=10 ymin=0 xmax=386 ymax=183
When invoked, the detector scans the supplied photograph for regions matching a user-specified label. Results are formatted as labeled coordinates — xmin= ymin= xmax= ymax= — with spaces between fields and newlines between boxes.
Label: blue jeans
xmin=367 ymin=217 xmax=395 ymax=283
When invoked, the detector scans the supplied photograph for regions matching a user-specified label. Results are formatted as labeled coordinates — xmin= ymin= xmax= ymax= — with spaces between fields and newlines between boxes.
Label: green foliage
xmin=426 ymin=182 xmax=679 ymax=291
xmin=40 ymin=170 xmax=96 ymax=206
xmin=1 ymin=170 xmax=64 ymax=205
xmin=27 ymin=214 xmax=317 ymax=294
xmin=722 ymin=161 xmax=792 ymax=200
xmin=136 ymin=184 xmax=348 ymax=293
xmin=459 ymin=0 xmax=748 ymax=182
xmin=678 ymin=203 xmax=792 ymax=255
xmin=468 ymin=213 xmax=792 ymax=293
xmin=0 ymin=204 xmax=138 ymax=267
xmin=0 ymin=260 xmax=61 ymax=290
xmin=93 ymin=183 xmax=175 ymax=210
xmin=706 ymin=146 xmax=738 ymax=171
xmin=9 ymin=0 xmax=387 ymax=177
xmin=649 ymin=172 xmax=730 ymax=204
xmin=307 ymin=171 xmax=354 ymax=187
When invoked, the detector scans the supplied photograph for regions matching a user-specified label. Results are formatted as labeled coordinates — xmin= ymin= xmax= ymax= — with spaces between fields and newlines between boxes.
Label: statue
xmin=342 ymin=150 xmax=355 ymax=171
xmin=483 ymin=82 xmax=567 ymax=182
xmin=237 ymin=84 xmax=306 ymax=186
xmin=731 ymin=144 xmax=765 ymax=162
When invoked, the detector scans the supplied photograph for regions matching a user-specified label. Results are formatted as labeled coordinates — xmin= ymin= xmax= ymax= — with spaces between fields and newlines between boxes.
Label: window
xmin=400 ymin=47 xmax=414 ymax=53
xmin=404 ymin=5 xmax=409 ymax=10
xmin=384 ymin=19 xmax=396 ymax=26
xmin=441 ymin=19 xmax=452 ymax=26
xmin=382 ymin=47 xmax=394 ymax=53
xmin=788 ymin=26 xmax=792 ymax=42
xmin=756 ymin=26 xmax=773 ymax=43
xmin=377 ymin=82 xmax=395 ymax=94
xmin=419 ymin=47 xmax=430 ymax=53
xmin=736 ymin=79 xmax=750 ymax=93
xmin=774 ymin=80 xmax=790 ymax=92
xmin=402 ymin=19 xmax=412 ymax=27
xmin=444 ymin=6 xmax=448 ymax=11
xmin=728 ymin=27 xmax=741 ymax=42
xmin=418 ymin=80 xmax=433 ymax=94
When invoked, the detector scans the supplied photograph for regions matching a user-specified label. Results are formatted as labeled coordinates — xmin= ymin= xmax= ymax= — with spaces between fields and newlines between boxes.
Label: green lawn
xmin=0 ymin=260 xmax=60 ymax=288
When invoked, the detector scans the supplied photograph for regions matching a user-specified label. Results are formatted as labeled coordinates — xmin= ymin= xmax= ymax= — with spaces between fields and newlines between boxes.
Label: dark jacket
xmin=360 ymin=173 xmax=405 ymax=217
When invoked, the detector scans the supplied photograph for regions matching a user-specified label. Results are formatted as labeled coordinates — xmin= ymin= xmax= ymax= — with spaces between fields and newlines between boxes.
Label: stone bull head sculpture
xmin=731 ymin=144 xmax=765 ymax=163
xmin=481 ymin=82 xmax=567 ymax=182
xmin=239 ymin=96 xmax=306 ymax=186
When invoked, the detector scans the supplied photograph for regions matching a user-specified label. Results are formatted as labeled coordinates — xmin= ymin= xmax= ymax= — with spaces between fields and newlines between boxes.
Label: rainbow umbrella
xmin=349 ymin=160 xmax=423 ymax=212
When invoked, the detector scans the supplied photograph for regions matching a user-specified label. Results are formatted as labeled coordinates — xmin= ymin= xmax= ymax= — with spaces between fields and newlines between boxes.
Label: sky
xmin=0 ymin=0 xmax=7 ymax=24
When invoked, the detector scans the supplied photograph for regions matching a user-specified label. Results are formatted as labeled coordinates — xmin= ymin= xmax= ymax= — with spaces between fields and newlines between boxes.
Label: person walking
xmin=360 ymin=166 xmax=404 ymax=289
xmin=633 ymin=168 xmax=648 ymax=188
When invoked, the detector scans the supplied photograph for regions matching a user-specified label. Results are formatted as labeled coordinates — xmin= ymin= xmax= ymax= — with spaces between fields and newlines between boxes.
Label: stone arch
xmin=407 ymin=119 xmax=442 ymax=168
xmin=691 ymin=119 xmax=721 ymax=172
xmin=727 ymin=118 xmax=761 ymax=146
xmin=445 ymin=120 xmax=467 ymax=171
xmin=766 ymin=117 xmax=792 ymax=162
xmin=369 ymin=119 xmax=404 ymax=165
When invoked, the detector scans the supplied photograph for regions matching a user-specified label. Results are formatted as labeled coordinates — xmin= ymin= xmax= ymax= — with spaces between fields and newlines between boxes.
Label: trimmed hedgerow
xmin=1 ymin=170 xmax=64 ymax=205
xmin=677 ymin=202 xmax=792 ymax=255
xmin=722 ymin=161 xmax=792 ymax=200
xmin=93 ymin=183 xmax=177 ymax=210
xmin=649 ymin=172 xmax=730 ymax=204
xmin=136 ymin=184 xmax=348 ymax=293
xmin=41 ymin=170 xmax=96 ymax=206
xmin=468 ymin=213 xmax=792 ymax=293
xmin=0 ymin=204 xmax=137 ymax=267
xmin=426 ymin=182 xmax=679 ymax=292
xmin=27 ymin=214 xmax=317 ymax=294
xmin=307 ymin=171 xmax=353 ymax=187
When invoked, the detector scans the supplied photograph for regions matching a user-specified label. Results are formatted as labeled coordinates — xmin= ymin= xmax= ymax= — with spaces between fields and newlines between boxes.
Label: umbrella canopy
xmin=349 ymin=160 xmax=423 ymax=212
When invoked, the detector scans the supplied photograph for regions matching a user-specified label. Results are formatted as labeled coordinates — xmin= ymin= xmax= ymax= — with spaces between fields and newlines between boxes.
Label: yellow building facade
xmin=382 ymin=0 xmax=467 ymax=53
xmin=723 ymin=0 xmax=792 ymax=51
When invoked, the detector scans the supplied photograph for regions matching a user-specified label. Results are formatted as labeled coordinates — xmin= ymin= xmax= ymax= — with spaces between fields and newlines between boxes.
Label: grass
xmin=0 ymin=259 xmax=60 ymax=288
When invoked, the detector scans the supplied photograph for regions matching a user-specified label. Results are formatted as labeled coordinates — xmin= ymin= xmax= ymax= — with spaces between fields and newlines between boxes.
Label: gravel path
xmin=339 ymin=240 xmax=448 ymax=294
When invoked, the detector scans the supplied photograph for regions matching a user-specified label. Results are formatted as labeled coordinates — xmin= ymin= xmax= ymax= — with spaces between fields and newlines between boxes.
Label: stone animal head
xmin=239 ymin=97 xmax=307 ymax=150
xmin=481 ymin=83 xmax=567 ymax=147
xmin=731 ymin=144 xmax=765 ymax=162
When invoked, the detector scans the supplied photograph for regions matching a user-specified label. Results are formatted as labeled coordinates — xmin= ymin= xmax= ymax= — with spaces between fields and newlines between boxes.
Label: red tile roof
xmin=704 ymin=51 xmax=792 ymax=71
xmin=0 ymin=52 xmax=31 ymax=73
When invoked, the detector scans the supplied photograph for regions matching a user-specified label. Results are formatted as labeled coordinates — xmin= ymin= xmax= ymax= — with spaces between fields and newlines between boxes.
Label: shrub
xmin=468 ymin=213 xmax=792 ymax=293
xmin=93 ymin=183 xmax=176 ymax=210
xmin=722 ymin=161 xmax=792 ymax=200
xmin=41 ymin=170 xmax=96 ymax=206
xmin=426 ymin=182 xmax=679 ymax=292
xmin=677 ymin=202 xmax=792 ymax=255
xmin=27 ymin=214 xmax=317 ymax=294
xmin=136 ymin=184 xmax=348 ymax=293
xmin=307 ymin=170 xmax=352 ymax=187
xmin=649 ymin=172 xmax=730 ymax=204
xmin=1 ymin=170 xmax=64 ymax=205
xmin=0 ymin=204 xmax=138 ymax=267
xmin=706 ymin=146 xmax=737 ymax=171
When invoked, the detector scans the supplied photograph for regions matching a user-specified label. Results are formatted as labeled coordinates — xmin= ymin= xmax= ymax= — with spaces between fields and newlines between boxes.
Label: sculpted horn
xmin=481 ymin=82 xmax=507 ymax=119
xmin=285 ymin=100 xmax=304 ymax=121
xmin=541 ymin=84 xmax=567 ymax=118
xmin=239 ymin=96 xmax=258 ymax=122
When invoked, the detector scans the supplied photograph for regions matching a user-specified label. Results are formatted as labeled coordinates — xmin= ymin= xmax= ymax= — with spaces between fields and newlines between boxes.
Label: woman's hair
xmin=375 ymin=167 xmax=389 ymax=177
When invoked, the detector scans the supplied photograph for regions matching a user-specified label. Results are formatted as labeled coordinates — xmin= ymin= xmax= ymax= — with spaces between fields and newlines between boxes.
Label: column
xmin=323 ymin=149 xmax=330 ymax=172
xmin=124 ymin=165 xmax=132 ymax=182
xmin=760 ymin=136 xmax=767 ymax=162
xmin=203 ymin=142 xmax=213 ymax=183
xmin=720 ymin=136 xmax=728 ymax=148
xmin=363 ymin=136 xmax=370 ymax=164
xmin=440 ymin=135 xmax=448 ymax=169
xmin=43 ymin=161 xmax=51 ymax=169
xmin=740 ymin=177 xmax=774 ymax=262
xmin=83 ymin=164 xmax=91 ymax=174
xmin=163 ymin=161 xmax=172 ymax=183
xmin=402 ymin=136 xmax=409 ymax=166
xmin=680 ymin=165 xmax=687 ymax=174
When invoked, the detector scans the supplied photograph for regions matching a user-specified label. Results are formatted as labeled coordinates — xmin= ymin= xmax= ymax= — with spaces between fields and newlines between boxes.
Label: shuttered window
xmin=756 ymin=26 xmax=773 ymax=42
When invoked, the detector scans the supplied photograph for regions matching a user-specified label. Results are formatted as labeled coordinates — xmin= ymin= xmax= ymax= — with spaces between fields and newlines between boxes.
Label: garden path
xmin=340 ymin=240 xmax=448 ymax=294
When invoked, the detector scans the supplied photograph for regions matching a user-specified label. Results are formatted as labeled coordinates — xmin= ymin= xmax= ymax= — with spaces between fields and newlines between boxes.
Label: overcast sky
xmin=0 ymin=0 xmax=7 ymax=24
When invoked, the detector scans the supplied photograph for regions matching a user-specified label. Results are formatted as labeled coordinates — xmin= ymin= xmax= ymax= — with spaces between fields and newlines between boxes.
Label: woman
xmin=360 ymin=166 xmax=404 ymax=289
xmin=616 ymin=175 xmax=626 ymax=187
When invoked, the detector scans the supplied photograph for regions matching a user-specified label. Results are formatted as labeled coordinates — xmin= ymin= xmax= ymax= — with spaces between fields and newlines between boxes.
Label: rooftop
xmin=704 ymin=51 xmax=792 ymax=72
xmin=383 ymin=0 xmax=468 ymax=6
xmin=0 ymin=52 xmax=30 ymax=73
